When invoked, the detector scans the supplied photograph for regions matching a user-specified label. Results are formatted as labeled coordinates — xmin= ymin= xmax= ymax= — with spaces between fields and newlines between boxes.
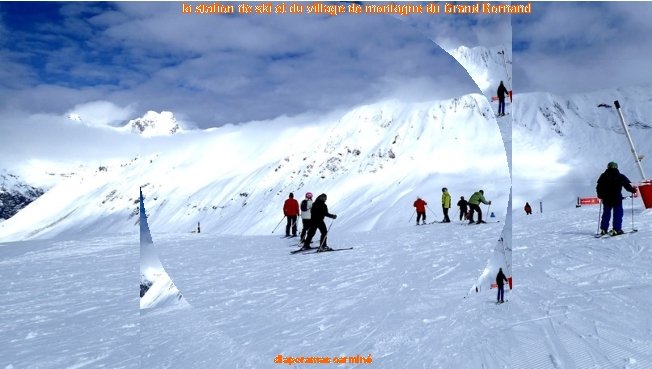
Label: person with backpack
xmin=301 ymin=193 xmax=337 ymax=251
xmin=497 ymin=81 xmax=509 ymax=117
xmin=457 ymin=196 xmax=468 ymax=221
xmin=299 ymin=192 xmax=313 ymax=243
xmin=496 ymin=268 xmax=508 ymax=303
xmin=283 ymin=193 xmax=300 ymax=237
xmin=524 ymin=202 xmax=532 ymax=215
xmin=468 ymin=190 xmax=491 ymax=224
xmin=413 ymin=196 xmax=427 ymax=225
xmin=441 ymin=188 xmax=451 ymax=223
xmin=596 ymin=161 xmax=637 ymax=236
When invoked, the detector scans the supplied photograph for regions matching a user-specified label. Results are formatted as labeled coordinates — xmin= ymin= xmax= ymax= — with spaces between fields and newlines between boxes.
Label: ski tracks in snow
xmin=511 ymin=207 xmax=652 ymax=368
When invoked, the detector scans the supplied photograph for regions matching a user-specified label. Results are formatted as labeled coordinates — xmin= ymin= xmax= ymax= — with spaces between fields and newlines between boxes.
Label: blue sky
xmin=512 ymin=2 xmax=652 ymax=95
xmin=3 ymin=2 xmax=649 ymax=132
xmin=0 ymin=2 xmax=488 ymax=129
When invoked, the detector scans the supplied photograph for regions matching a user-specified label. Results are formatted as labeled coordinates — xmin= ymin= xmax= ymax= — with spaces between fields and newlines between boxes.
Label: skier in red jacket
xmin=413 ymin=197 xmax=427 ymax=225
xmin=283 ymin=193 xmax=300 ymax=237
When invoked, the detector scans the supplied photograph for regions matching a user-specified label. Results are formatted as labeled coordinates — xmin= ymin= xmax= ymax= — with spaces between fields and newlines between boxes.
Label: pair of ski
xmin=290 ymin=246 xmax=353 ymax=255
xmin=594 ymin=229 xmax=638 ymax=238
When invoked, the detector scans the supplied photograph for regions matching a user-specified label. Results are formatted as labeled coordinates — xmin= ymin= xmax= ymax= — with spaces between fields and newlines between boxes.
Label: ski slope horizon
xmin=0 ymin=95 xmax=511 ymax=242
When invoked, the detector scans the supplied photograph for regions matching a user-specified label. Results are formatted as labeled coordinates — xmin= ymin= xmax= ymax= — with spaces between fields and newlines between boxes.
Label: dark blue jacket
xmin=596 ymin=168 xmax=636 ymax=206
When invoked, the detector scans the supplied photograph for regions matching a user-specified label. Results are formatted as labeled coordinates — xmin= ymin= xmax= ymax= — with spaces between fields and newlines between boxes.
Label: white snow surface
xmin=447 ymin=45 xmax=512 ymax=97
xmin=1 ymin=204 xmax=650 ymax=368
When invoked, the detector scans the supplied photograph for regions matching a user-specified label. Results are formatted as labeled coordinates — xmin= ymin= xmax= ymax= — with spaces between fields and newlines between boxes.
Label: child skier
xmin=413 ymin=196 xmax=427 ymax=225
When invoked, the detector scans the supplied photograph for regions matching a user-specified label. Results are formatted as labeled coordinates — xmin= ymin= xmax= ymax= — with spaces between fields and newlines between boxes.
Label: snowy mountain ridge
xmin=66 ymin=109 xmax=183 ymax=137
xmin=446 ymin=45 xmax=512 ymax=97
xmin=121 ymin=111 xmax=182 ymax=137
xmin=0 ymin=95 xmax=511 ymax=241
xmin=0 ymin=170 xmax=45 ymax=221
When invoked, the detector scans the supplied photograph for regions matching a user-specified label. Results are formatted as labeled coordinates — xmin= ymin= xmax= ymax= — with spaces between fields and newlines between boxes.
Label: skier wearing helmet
xmin=301 ymin=193 xmax=337 ymax=252
xmin=299 ymin=192 xmax=313 ymax=243
xmin=596 ymin=161 xmax=637 ymax=236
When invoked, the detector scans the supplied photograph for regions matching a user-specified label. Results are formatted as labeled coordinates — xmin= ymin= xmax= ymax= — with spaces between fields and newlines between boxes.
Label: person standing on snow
xmin=596 ymin=161 xmax=637 ymax=236
xmin=299 ymin=192 xmax=313 ymax=243
xmin=441 ymin=188 xmax=451 ymax=223
xmin=497 ymin=81 xmax=509 ymax=117
xmin=413 ymin=196 xmax=427 ymax=225
xmin=468 ymin=190 xmax=491 ymax=224
xmin=496 ymin=268 xmax=508 ymax=303
xmin=283 ymin=193 xmax=300 ymax=237
xmin=524 ymin=202 xmax=532 ymax=215
xmin=301 ymin=193 xmax=337 ymax=251
xmin=457 ymin=196 xmax=468 ymax=221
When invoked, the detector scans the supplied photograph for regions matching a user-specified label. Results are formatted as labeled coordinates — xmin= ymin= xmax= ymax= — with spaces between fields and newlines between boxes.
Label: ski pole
xmin=272 ymin=215 xmax=286 ymax=233
xmin=318 ymin=219 xmax=335 ymax=250
xmin=632 ymin=194 xmax=637 ymax=232
xmin=426 ymin=204 xmax=437 ymax=219
xmin=597 ymin=202 xmax=602 ymax=235
xmin=409 ymin=211 xmax=415 ymax=223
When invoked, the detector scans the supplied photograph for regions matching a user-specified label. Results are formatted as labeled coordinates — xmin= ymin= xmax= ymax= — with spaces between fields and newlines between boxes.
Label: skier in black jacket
xmin=301 ymin=193 xmax=337 ymax=251
xmin=596 ymin=161 xmax=637 ymax=235
xmin=457 ymin=196 xmax=468 ymax=221
xmin=496 ymin=268 xmax=508 ymax=303
xmin=497 ymin=81 xmax=509 ymax=116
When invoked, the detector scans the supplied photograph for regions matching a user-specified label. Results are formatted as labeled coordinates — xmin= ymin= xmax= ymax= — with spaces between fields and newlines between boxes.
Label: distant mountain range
xmin=2 ymin=45 xmax=651 ymax=240
xmin=0 ymin=95 xmax=510 ymax=241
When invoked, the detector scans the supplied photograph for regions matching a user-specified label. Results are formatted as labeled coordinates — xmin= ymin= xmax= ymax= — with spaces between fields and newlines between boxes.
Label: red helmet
xmin=305 ymin=192 xmax=313 ymax=199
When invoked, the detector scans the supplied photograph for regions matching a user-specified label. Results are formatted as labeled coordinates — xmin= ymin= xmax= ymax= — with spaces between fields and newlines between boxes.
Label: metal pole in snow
xmin=614 ymin=100 xmax=647 ymax=181
xmin=497 ymin=50 xmax=512 ymax=92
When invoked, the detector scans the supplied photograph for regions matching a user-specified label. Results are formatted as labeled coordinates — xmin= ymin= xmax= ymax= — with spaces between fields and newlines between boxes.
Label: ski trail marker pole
xmin=272 ymin=215 xmax=286 ymax=234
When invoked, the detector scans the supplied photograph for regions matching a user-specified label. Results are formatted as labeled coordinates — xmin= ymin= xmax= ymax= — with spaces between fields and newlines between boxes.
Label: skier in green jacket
xmin=468 ymin=190 xmax=491 ymax=224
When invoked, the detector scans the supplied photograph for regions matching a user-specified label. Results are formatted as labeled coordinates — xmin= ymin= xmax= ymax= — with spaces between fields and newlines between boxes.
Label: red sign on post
xmin=578 ymin=197 xmax=600 ymax=206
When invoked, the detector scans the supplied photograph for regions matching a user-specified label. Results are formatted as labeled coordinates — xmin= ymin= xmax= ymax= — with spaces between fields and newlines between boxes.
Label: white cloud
xmin=66 ymin=100 xmax=135 ymax=127
xmin=0 ymin=3 xmax=484 ymax=128
xmin=513 ymin=2 xmax=652 ymax=94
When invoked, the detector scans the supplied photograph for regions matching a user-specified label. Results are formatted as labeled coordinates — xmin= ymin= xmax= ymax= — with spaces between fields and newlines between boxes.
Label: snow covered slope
xmin=512 ymin=86 xmax=652 ymax=211
xmin=3 ymin=203 xmax=649 ymax=368
xmin=0 ymin=96 xmax=510 ymax=242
